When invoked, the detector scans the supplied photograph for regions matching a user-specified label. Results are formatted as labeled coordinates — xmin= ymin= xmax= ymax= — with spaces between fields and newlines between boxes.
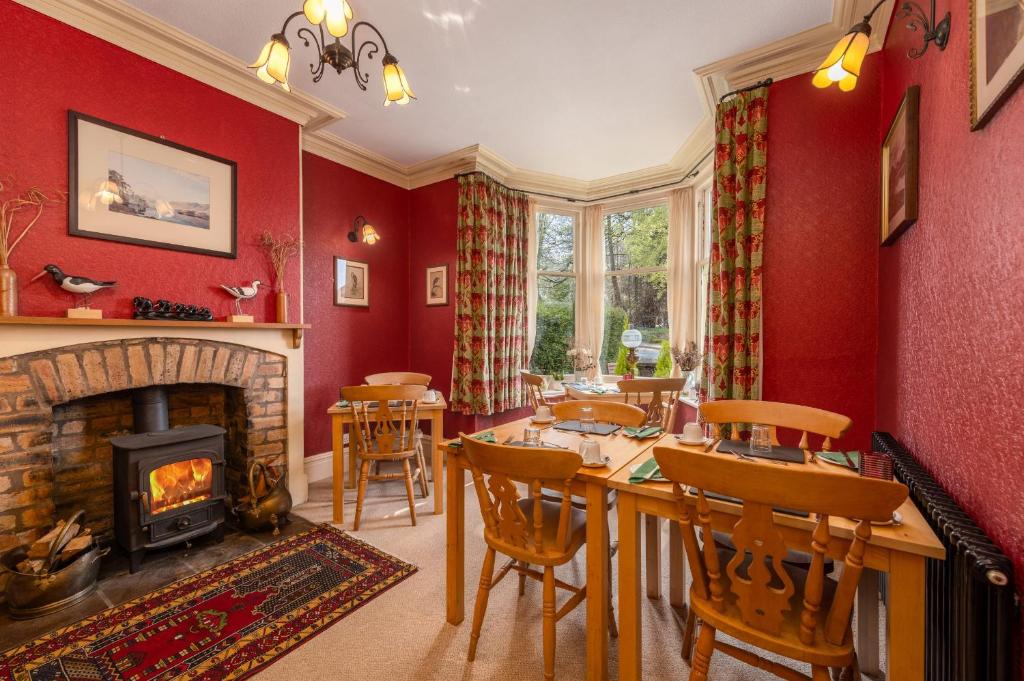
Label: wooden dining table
xmin=327 ymin=396 xmax=447 ymax=524
xmin=609 ymin=435 xmax=946 ymax=681
xmin=443 ymin=416 xmax=665 ymax=681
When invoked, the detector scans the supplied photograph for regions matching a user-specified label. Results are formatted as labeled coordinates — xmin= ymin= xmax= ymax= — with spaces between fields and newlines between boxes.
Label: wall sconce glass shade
xmin=813 ymin=27 xmax=870 ymax=92
xmin=303 ymin=0 xmax=353 ymax=38
xmin=382 ymin=55 xmax=415 ymax=106
xmin=348 ymin=216 xmax=380 ymax=244
xmin=250 ymin=33 xmax=292 ymax=92
xmin=361 ymin=225 xmax=380 ymax=244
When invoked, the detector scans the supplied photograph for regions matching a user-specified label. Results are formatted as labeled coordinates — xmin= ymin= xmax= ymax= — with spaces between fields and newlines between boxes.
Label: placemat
xmin=716 ymin=439 xmax=805 ymax=463
xmin=687 ymin=487 xmax=809 ymax=518
xmin=553 ymin=420 xmax=621 ymax=435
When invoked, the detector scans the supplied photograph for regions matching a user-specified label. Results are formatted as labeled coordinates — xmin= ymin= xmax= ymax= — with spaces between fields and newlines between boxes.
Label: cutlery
xmin=704 ymin=438 xmax=720 ymax=453
xmin=841 ymin=451 xmax=857 ymax=469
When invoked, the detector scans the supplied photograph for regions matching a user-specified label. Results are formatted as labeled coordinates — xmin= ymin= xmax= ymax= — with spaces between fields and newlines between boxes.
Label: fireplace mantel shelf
xmin=0 ymin=316 xmax=310 ymax=349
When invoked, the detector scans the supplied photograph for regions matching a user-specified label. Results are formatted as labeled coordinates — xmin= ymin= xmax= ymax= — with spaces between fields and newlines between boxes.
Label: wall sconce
xmin=813 ymin=0 xmax=951 ymax=91
xmin=348 ymin=215 xmax=380 ymax=245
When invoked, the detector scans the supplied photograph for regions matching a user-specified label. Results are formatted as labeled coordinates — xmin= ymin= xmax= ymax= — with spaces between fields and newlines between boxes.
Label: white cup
xmin=682 ymin=422 xmax=704 ymax=442
xmin=422 ymin=389 xmax=438 ymax=403
xmin=579 ymin=440 xmax=603 ymax=465
xmin=535 ymin=405 xmax=552 ymax=420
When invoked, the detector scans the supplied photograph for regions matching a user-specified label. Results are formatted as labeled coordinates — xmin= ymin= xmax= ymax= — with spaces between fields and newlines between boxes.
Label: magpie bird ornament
xmin=31 ymin=264 xmax=116 ymax=307
xmin=220 ymin=280 xmax=261 ymax=316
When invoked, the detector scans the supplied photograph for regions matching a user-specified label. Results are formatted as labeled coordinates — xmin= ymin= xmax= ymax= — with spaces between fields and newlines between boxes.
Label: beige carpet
xmin=256 ymin=471 xmax=885 ymax=680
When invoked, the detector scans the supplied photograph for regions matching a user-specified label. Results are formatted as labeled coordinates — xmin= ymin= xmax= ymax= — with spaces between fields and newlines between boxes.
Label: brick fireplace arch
xmin=0 ymin=337 xmax=288 ymax=552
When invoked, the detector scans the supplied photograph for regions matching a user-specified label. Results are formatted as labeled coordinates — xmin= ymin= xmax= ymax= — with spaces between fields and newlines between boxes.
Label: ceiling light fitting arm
xmin=898 ymin=0 xmax=951 ymax=58
xmin=349 ymin=21 xmax=391 ymax=91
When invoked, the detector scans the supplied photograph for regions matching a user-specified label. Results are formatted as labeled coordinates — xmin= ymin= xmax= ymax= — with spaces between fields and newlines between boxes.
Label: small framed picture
xmin=426 ymin=264 xmax=448 ymax=306
xmin=971 ymin=0 xmax=1024 ymax=129
xmin=335 ymin=258 xmax=369 ymax=307
xmin=881 ymin=86 xmax=920 ymax=246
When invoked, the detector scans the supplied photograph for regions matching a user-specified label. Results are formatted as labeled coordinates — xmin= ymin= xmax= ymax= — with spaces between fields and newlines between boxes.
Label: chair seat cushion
xmin=541 ymin=488 xmax=617 ymax=510
xmin=710 ymin=531 xmax=834 ymax=575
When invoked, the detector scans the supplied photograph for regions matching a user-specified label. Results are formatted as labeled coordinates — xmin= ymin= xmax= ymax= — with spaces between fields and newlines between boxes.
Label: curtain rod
xmin=453 ymin=147 xmax=714 ymax=204
xmin=718 ymin=77 xmax=773 ymax=103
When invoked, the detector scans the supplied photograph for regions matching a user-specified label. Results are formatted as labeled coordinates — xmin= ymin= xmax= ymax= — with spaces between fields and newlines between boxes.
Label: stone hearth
xmin=0 ymin=338 xmax=289 ymax=553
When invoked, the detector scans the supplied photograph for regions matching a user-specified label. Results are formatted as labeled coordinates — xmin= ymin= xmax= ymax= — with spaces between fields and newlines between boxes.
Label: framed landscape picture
xmin=971 ymin=0 xmax=1024 ymax=129
xmin=335 ymin=257 xmax=369 ymax=307
xmin=426 ymin=264 xmax=448 ymax=306
xmin=68 ymin=111 xmax=237 ymax=258
xmin=881 ymin=86 xmax=920 ymax=246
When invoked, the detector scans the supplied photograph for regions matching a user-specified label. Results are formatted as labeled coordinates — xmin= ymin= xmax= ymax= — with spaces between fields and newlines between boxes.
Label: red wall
xmin=875 ymin=0 xmax=1024 ymax=653
xmin=763 ymin=60 xmax=883 ymax=451
xmin=301 ymin=152 xmax=412 ymax=454
xmin=1 ymin=2 xmax=300 ymax=322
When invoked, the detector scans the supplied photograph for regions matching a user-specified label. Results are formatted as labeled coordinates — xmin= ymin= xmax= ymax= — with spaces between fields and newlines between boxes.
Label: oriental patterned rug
xmin=0 ymin=525 xmax=416 ymax=681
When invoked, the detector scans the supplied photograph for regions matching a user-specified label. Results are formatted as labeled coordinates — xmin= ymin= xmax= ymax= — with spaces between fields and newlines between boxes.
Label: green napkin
xmin=448 ymin=431 xmax=497 ymax=448
xmin=628 ymin=457 xmax=665 ymax=483
xmin=816 ymin=450 xmax=860 ymax=469
xmin=624 ymin=426 xmax=663 ymax=439
xmin=336 ymin=400 xmax=349 ymax=408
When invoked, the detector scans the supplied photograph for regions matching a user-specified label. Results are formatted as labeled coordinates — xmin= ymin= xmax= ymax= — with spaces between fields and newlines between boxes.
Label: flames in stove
xmin=149 ymin=457 xmax=213 ymax=514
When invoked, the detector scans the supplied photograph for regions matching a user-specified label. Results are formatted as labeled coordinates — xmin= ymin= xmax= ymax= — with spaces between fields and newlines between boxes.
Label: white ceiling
xmin=124 ymin=0 xmax=833 ymax=180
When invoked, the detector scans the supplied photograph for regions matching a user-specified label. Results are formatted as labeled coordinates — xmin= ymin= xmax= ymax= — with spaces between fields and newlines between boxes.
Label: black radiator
xmin=873 ymin=432 xmax=1017 ymax=681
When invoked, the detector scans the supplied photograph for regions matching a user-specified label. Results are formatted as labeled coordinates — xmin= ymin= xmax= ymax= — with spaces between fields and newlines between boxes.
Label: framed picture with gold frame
xmin=425 ymin=264 xmax=448 ymax=306
xmin=971 ymin=0 xmax=1024 ymax=129
xmin=881 ymin=86 xmax=920 ymax=246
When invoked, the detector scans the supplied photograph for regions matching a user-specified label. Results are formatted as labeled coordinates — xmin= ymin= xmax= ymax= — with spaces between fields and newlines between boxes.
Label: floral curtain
xmin=701 ymin=86 xmax=768 ymax=402
xmin=451 ymin=173 xmax=530 ymax=415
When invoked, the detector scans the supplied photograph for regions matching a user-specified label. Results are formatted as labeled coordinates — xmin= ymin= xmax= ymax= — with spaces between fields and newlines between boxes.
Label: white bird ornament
xmin=220 ymin=280 xmax=261 ymax=316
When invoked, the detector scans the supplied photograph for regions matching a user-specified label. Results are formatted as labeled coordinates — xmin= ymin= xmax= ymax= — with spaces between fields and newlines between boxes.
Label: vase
xmin=275 ymin=291 xmax=288 ymax=323
xmin=0 ymin=266 xmax=17 ymax=317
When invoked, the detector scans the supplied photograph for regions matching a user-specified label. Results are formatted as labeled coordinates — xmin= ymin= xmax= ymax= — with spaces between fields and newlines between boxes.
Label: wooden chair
xmin=616 ymin=377 xmax=687 ymax=431
xmin=551 ymin=399 xmax=646 ymax=427
xmin=461 ymin=437 xmax=589 ymax=681
xmin=363 ymin=372 xmax=432 ymax=497
xmin=652 ymin=445 xmax=908 ymax=681
xmin=365 ymin=371 xmax=432 ymax=386
xmin=342 ymin=384 xmax=427 ymax=531
xmin=698 ymin=399 xmax=852 ymax=452
xmin=521 ymin=369 xmax=550 ymax=410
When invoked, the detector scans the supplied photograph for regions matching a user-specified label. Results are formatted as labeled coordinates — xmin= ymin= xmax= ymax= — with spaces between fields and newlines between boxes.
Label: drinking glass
xmin=750 ymin=424 xmax=772 ymax=455
xmin=523 ymin=427 xmax=541 ymax=446
xmin=579 ymin=406 xmax=596 ymax=435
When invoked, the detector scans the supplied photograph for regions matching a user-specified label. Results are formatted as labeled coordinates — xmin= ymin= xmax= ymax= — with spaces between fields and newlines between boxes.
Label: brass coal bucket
xmin=230 ymin=462 xmax=291 ymax=535
xmin=1 ymin=511 xmax=109 ymax=619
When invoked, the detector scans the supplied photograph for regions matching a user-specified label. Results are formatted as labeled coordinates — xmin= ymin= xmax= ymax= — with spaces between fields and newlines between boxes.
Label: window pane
xmin=602 ymin=273 xmax=669 ymax=376
xmin=537 ymin=212 xmax=574 ymax=272
xmin=604 ymin=205 xmax=669 ymax=271
xmin=531 ymin=275 xmax=576 ymax=375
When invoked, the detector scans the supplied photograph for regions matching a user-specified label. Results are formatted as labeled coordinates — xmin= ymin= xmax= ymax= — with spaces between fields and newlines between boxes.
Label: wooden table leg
xmin=857 ymin=568 xmax=881 ymax=676
xmin=617 ymin=492 xmax=642 ymax=681
xmin=887 ymin=552 xmax=926 ymax=681
xmin=346 ymin=421 xmax=357 ymax=489
xmin=432 ymin=413 xmax=444 ymax=514
xmin=445 ymin=452 xmax=465 ymax=624
xmin=644 ymin=514 xmax=662 ymax=599
xmin=585 ymin=483 xmax=609 ymax=681
xmin=331 ymin=415 xmax=344 ymax=525
xmin=668 ymin=520 xmax=686 ymax=610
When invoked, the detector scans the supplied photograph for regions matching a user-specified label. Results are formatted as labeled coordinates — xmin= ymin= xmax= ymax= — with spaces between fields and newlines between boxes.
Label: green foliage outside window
xmin=654 ymin=340 xmax=672 ymax=377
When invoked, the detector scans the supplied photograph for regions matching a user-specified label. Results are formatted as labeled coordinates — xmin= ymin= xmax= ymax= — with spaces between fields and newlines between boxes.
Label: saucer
xmin=581 ymin=455 xmax=611 ymax=468
xmin=674 ymin=435 xmax=706 ymax=446
xmin=531 ymin=416 xmax=555 ymax=424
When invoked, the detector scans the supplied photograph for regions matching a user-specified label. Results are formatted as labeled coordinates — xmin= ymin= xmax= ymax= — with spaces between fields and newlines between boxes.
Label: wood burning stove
xmin=111 ymin=387 xmax=226 ymax=572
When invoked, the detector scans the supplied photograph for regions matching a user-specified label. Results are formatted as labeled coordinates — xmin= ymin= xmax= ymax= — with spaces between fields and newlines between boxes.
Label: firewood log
xmin=26 ymin=521 xmax=65 ymax=559
xmin=56 ymin=533 xmax=93 ymax=565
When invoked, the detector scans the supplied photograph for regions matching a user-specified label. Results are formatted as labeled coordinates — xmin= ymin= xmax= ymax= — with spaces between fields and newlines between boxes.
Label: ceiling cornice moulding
xmin=13 ymin=0 xmax=345 ymax=127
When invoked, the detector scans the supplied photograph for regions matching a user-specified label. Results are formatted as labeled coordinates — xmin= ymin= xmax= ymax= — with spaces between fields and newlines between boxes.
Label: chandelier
xmin=250 ymin=0 xmax=415 ymax=106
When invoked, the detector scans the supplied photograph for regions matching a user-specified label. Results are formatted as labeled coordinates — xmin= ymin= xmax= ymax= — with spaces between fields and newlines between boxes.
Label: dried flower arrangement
xmin=258 ymin=230 xmax=301 ymax=323
xmin=258 ymin=230 xmax=301 ymax=292
xmin=671 ymin=341 xmax=702 ymax=373
xmin=1 ymin=177 xmax=65 ymax=268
